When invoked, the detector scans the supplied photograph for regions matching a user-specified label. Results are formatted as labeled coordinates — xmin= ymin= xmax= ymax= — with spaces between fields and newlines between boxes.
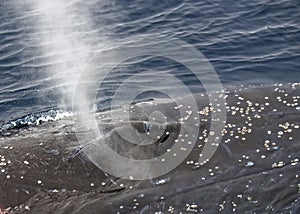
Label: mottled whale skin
xmin=1 ymin=83 xmax=300 ymax=213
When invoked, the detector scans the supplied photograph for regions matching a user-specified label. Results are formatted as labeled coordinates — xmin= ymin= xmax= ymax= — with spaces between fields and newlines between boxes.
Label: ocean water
xmin=0 ymin=0 xmax=299 ymax=125
xmin=0 ymin=0 xmax=300 ymax=213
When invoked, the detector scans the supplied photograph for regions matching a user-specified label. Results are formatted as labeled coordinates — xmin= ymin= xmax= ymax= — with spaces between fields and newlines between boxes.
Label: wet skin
xmin=1 ymin=83 xmax=300 ymax=213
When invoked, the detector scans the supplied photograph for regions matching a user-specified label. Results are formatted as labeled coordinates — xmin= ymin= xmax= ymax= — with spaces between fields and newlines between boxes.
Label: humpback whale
xmin=1 ymin=83 xmax=299 ymax=213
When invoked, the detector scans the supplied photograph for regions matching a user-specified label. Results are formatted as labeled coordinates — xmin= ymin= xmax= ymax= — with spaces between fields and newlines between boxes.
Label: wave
xmin=0 ymin=109 xmax=73 ymax=135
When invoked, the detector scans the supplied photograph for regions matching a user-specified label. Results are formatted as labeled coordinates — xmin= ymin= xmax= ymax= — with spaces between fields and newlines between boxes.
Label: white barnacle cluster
xmin=130 ymin=198 xmax=140 ymax=210
xmin=222 ymin=92 xmax=271 ymax=143
xmin=263 ymin=139 xmax=278 ymax=151
xmin=177 ymin=104 xmax=198 ymax=124
xmin=0 ymin=153 xmax=13 ymax=180
xmin=0 ymin=154 xmax=8 ymax=167
xmin=186 ymin=203 xmax=199 ymax=212
xmin=200 ymin=102 xmax=219 ymax=116
xmin=277 ymin=122 xmax=298 ymax=140
xmin=272 ymin=161 xmax=285 ymax=168
xmin=290 ymin=158 xmax=299 ymax=166
xmin=274 ymin=83 xmax=299 ymax=110
xmin=238 ymin=154 xmax=251 ymax=163
xmin=223 ymin=122 xmax=252 ymax=144
xmin=218 ymin=192 xmax=253 ymax=213
xmin=219 ymin=200 xmax=226 ymax=211
xmin=167 ymin=205 xmax=175 ymax=213
xmin=207 ymin=166 xmax=220 ymax=176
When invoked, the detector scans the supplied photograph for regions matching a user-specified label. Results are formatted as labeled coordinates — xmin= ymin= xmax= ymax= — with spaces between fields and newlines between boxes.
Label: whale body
xmin=0 ymin=83 xmax=300 ymax=213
